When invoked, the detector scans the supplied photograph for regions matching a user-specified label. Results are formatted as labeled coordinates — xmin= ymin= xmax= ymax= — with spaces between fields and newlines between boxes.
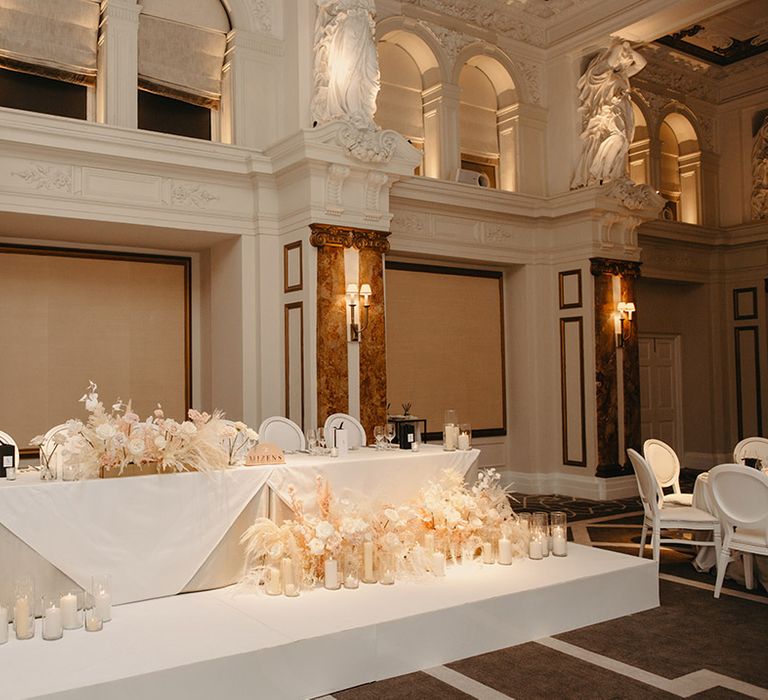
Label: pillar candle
xmin=265 ymin=565 xmax=282 ymax=595
xmin=14 ymin=597 xmax=31 ymax=639
xmin=482 ymin=541 xmax=494 ymax=564
xmin=42 ymin=605 xmax=63 ymax=640
xmin=424 ymin=532 xmax=435 ymax=554
xmin=324 ymin=558 xmax=340 ymax=590
xmin=529 ymin=538 xmax=543 ymax=559
xmin=60 ymin=593 xmax=80 ymax=629
xmin=0 ymin=605 xmax=8 ymax=644
xmin=457 ymin=433 xmax=470 ymax=450
xmin=94 ymin=589 xmax=111 ymax=622
xmin=363 ymin=541 xmax=375 ymax=582
xmin=552 ymin=527 xmax=567 ymax=556
xmin=281 ymin=556 xmax=297 ymax=596
xmin=431 ymin=551 xmax=446 ymax=576
xmin=497 ymin=537 xmax=513 ymax=565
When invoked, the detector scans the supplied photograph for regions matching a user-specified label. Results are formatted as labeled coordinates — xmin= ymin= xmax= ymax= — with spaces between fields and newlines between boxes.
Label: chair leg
xmin=714 ymin=548 xmax=730 ymax=599
xmin=639 ymin=521 xmax=648 ymax=558
xmin=652 ymin=525 xmax=660 ymax=562
xmin=744 ymin=553 xmax=755 ymax=590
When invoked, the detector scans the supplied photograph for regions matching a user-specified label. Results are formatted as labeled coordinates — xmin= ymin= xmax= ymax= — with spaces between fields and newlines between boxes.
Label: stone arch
xmin=451 ymin=43 xmax=524 ymax=107
xmin=658 ymin=106 xmax=702 ymax=224
xmin=376 ymin=16 xmax=449 ymax=88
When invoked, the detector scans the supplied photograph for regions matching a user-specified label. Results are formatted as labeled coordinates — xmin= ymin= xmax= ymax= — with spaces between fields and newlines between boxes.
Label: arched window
xmin=459 ymin=63 xmax=499 ymax=188
xmin=628 ymin=100 xmax=650 ymax=185
xmin=138 ymin=0 xmax=230 ymax=140
xmin=0 ymin=0 xmax=100 ymax=120
xmin=377 ymin=42 xmax=424 ymax=173
xmin=659 ymin=113 xmax=701 ymax=224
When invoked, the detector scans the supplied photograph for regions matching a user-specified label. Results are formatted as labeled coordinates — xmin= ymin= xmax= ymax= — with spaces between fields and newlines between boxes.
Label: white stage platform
xmin=2 ymin=545 xmax=658 ymax=700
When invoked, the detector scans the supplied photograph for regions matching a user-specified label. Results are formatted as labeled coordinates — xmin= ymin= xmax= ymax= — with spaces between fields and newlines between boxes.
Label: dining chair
xmin=257 ymin=416 xmax=306 ymax=453
xmin=732 ymin=437 xmax=768 ymax=467
xmin=323 ymin=413 xmax=366 ymax=450
xmin=627 ymin=448 xmax=721 ymax=564
xmin=643 ymin=439 xmax=693 ymax=505
xmin=709 ymin=464 xmax=768 ymax=598
xmin=0 ymin=430 xmax=20 ymax=467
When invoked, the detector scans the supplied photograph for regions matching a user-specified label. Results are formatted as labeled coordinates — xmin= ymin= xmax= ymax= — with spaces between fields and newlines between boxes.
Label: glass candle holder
xmin=551 ymin=512 xmax=568 ymax=557
xmin=481 ymin=539 xmax=495 ymax=564
xmin=497 ymin=534 xmax=513 ymax=565
xmin=361 ymin=541 xmax=377 ymax=583
xmin=84 ymin=595 xmax=103 ymax=632
xmin=324 ymin=556 xmax=341 ymax=590
xmin=457 ymin=424 xmax=472 ymax=450
xmin=264 ymin=559 xmax=282 ymax=596
xmin=92 ymin=574 xmax=112 ymax=622
xmin=281 ymin=557 xmax=299 ymax=597
xmin=14 ymin=577 xmax=35 ymax=640
xmin=60 ymin=589 xmax=83 ymax=630
xmin=518 ymin=513 xmax=532 ymax=545
xmin=535 ymin=511 xmax=550 ymax=557
xmin=443 ymin=410 xmax=458 ymax=451
xmin=529 ymin=514 xmax=547 ymax=560
xmin=378 ymin=552 xmax=396 ymax=585
xmin=0 ymin=599 xmax=8 ymax=645
xmin=343 ymin=549 xmax=360 ymax=589
xmin=42 ymin=595 xmax=63 ymax=641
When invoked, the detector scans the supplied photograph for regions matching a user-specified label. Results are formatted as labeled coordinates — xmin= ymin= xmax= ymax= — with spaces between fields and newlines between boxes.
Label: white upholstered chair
xmin=732 ymin=437 xmax=768 ymax=467
xmin=324 ymin=413 xmax=366 ymax=450
xmin=628 ymin=448 xmax=721 ymax=564
xmin=0 ymin=430 xmax=19 ymax=467
xmin=643 ymin=439 xmax=693 ymax=506
xmin=257 ymin=417 xmax=305 ymax=453
xmin=709 ymin=464 xmax=768 ymax=598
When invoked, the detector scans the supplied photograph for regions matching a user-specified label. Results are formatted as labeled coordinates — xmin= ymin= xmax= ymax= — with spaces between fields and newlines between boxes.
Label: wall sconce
xmin=614 ymin=301 xmax=636 ymax=347
xmin=346 ymin=282 xmax=372 ymax=342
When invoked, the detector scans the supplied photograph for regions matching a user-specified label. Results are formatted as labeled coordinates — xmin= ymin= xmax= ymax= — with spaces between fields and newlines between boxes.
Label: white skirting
xmin=4 ymin=545 xmax=659 ymax=700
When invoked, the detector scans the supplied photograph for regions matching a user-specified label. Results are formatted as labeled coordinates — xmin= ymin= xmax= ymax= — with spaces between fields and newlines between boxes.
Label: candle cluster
xmin=1 ymin=575 xmax=111 ymax=645
xmin=240 ymin=469 xmax=568 ymax=597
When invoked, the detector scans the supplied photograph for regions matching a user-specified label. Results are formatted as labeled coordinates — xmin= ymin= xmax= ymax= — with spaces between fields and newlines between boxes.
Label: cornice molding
xmin=309 ymin=223 xmax=391 ymax=253
xmin=590 ymin=257 xmax=642 ymax=278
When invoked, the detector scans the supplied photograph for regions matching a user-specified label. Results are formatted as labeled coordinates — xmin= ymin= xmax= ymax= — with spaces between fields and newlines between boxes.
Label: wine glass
xmin=317 ymin=427 xmax=326 ymax=453
xmin=373 ymin=425 xmax=385 ymax=450
xmin=306 ymin=428 xmax=317 ymax=455
xmin=385 ymin=423 xmax=396 ymax=450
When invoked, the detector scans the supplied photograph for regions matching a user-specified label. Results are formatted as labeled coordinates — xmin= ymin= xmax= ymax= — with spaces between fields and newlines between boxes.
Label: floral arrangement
xmin=240 ymin=468 xmax=527 ymax=592
xmin=35 ymin=381 xmax=259 ymax=479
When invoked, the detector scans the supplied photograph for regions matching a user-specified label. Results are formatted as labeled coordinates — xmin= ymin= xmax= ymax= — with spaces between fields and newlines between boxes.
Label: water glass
xmin=305 ymin=428 xmax=317 ymax=454
xmin=384 ymin=423 xmax=396 ymax=449
xmin=373 ymin=425 xmax=385 ymax=450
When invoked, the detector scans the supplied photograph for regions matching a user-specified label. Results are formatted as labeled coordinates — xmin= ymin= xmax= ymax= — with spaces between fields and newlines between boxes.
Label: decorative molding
xmin=560 ymin=316 xmax=586 ymax=466
xmin=417 ymin=20 xmax=473 ymax=60
xmin=733 ymin=287 xmax=758 ymax=321
xmin=517 ymin=60 xmax=542 ymax=105
xmin=309 ymin=224 xmax=391 ymax=254
xmin=391 ymin=212 xmax=429 ymax=237
xmin=483 ymin=224 xmax=513 ymax=243
xmin=325 ymin=163 xmax=350 ymax=216
xmin=12 ymin=163 xmax=73 ymax=193
xmin=247 ymin=0 xmax=273 ymax=35
xmin=336 ymin=124 xmax=399 ymax=163
xmin=364 ymin=170 xmax=390 ymax=222
xmin=635 ymin=61 xmax=717 ymax=103
xmin=559 ymin=270 xmax=582 ymax=309
xmin=734 ymin=326 xmax=763 ymax=440
xmin=607 ymin=178 xmax=666 ymax=212
xmin=590 ymin=258 xmax=642 ymax=279
xmin=227 ymin=30 xmax=284 ymax=56
xmin=283 ymin=240 xmax=303 ymax=293
xmin=169 ymin=182 xmax=218 ymax=208
xmin=284 ymin=301 xmax=305 ymax=430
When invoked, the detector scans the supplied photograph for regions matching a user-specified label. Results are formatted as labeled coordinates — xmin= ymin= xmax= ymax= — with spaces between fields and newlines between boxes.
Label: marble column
xmin=590 ymin=258 xmax=642 ymax=477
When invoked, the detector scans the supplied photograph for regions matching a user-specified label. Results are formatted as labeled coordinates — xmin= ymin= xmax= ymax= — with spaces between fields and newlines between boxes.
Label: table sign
xmin=333 ymin=429 xmax=349 ymax=457
xmin=0 ymin=443 xmax=15 ymax=478
xmin=246 ymin=443 xmax=285 ymax=465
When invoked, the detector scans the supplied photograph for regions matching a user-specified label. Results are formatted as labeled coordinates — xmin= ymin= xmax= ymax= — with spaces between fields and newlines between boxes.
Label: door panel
xmin=640 ymin=335 xmax=682 ymax=452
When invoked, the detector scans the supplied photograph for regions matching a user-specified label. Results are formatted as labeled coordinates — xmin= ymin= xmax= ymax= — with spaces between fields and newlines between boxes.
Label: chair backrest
xmin=628 ymin=448 xmax=662 ymax=519
xmin=0 ymin=430 xmax=20 ymax=467
xmin=709 ymin=464 xmax=768 ymax=537
xmin=643 ymin=439 xmax=681 ymax=492
xmin=733 ymin=437 xmax=768 ymax=466
xmin=41 ymin=423 xmax=69 ymax=472
xmin=324 ymin=413 xmax=366 ymax=450
xmin=257 ymin=417 xmax=306 ymax=452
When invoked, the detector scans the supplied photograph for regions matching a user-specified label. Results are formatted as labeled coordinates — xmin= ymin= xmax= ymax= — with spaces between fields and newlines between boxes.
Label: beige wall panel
xmin=385 ymin=265 xmax=504 ymax=435
xmin=0 ymin=249 xmax=188 ymax=451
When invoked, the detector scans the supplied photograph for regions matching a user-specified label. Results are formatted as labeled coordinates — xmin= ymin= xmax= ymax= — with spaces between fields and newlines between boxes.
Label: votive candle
xmin=482 ymin=541 xmax=495 ymax=564
xmin=324 ymin=558 xmax=340 ymax=590
xmin=85 ymin=610 xmax=103 ymax=632
xmin=497 ymin=537 xmax=513 ymax=565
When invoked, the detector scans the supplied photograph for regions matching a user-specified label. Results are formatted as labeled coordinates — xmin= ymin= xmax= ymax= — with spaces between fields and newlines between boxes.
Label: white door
xmin=639 ymin=335 xmax=683 ymax=450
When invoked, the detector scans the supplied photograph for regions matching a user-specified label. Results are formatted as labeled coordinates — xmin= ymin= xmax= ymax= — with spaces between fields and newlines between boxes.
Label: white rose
xmin=308 ymin=538 xmax=325 ymax=555
xmin=95 ymin=423 xmax=117 ymax=440
xmin=234 ymin=421 xmax=247 ymax=431
xmin=154 ymin=436 xmax=167 ymax=449
xmin=180 ymin=421 xmax=197 ymax=436
xmin=315 ymin=521 xmax=335 ymax=540
xmin=246 ymin=429 xmax=259 ymax=441
xmin=128 ymin=438 xmax=145 ymax=455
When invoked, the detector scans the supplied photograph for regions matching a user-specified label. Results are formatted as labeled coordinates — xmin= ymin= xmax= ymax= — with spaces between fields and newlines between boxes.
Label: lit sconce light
xmin=614 ymin=301 xmax=636 ymax=348
xmin=346 ymin=282 xmax=372 ymax=342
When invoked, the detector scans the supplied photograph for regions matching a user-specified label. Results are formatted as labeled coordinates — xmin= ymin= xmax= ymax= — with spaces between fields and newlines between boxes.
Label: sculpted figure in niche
xmin=311 ymin=0 xmax=380 ymax=130
xmin=752 ymin=116 xmax=768 ymax=219
xmin=571 ymin=39 xmax=647 ymax=189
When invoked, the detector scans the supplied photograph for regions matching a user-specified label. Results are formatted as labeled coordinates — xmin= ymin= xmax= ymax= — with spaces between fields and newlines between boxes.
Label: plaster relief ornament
xmin=751 ymin=116 xmax=768 ymax=220
xmin=571 ymin=39 xmax=647 ymax=189
xmin=312 ymin=0 xmax=380 ymax=131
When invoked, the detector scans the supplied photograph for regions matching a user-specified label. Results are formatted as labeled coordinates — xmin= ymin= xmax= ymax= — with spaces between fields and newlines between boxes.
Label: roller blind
xmin=138 ymin=15 xmax=227 ymax=108
xmin=0 ymin=0 xmax=99 ymax=84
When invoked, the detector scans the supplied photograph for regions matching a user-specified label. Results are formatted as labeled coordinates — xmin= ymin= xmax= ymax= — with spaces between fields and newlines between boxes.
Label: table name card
xmin=246 ymin=443 xmax=285 ymax=465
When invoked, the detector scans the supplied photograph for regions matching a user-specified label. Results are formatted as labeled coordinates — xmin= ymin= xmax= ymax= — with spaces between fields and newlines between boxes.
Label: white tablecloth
xmin=267 ymin=446 xmax=480 ymax=522
xmin=0 ymin=467 xmax=272 ymax=605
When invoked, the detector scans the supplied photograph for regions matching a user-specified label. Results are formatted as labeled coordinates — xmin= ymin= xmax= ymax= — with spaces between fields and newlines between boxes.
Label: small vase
xmin=39 ymin=461 xmax=56 ymax=481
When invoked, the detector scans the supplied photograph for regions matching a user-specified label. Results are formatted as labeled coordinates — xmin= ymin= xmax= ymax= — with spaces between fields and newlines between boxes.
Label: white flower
xmin=128 ymin=438 xmax=145 ymax=456
xmin=221 ymin=425 xmax=237 ymax=439
xmin=267 ymin=542 xmax=284 ymax=559
xmin=52 ymin=432 xmax=68 ymax=445
xmin=180 ymin=421 xmax=197 ymax=436
xmin=95 ymin=423 xmax=117 ymax=440
xmin=445 ymin=507 xmax=461 ymax=524
xmin=154 ymin=436 xmax=167 ymax=449
xmin=165 ymin=420 xmax=180 ymax=436
xmin=65 ymin=419 xmax=83 ymax=434
xmin=315 ymin=521 xmax=335 ymax=540
xmin=84 ymin=396 xmax=100 ymax=412
xmin=246 ymin=429 xmax=259 ymax=441
xmin=30 ymin=435 xmax=45 ymax=447
xmin=308 ymin=537 xmax=325 ymax=555
xmin=234 ymin=421 xmax=247 ymax=431
xmin=113 ymin=433 xmax=127 ymax=447
xmin=341 ymin=517 xmax=368 ymax=536
xmin=384 ymin=508 xmax=401 ymax=522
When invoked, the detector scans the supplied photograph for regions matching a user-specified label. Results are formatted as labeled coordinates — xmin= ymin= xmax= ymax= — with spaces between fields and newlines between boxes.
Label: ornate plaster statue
xmin=571 ymin=39 xmax=647 ymax=189
xmin=752 ymin=115 xmax=768 ymax=219
xmin=311 ymin=0 xmax=380 ymax=130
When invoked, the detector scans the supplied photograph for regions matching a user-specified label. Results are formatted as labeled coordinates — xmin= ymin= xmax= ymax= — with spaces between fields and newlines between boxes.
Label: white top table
xmin=0 ymin=446 xmax=479 ymax=607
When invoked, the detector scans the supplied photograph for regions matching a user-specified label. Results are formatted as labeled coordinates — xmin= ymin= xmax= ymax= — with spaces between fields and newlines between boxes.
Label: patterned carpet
xmin=324 ymin=477 xmax=768 ymax=700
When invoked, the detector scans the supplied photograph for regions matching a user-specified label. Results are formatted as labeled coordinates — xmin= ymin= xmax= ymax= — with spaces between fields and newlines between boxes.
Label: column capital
xmin=590 ymin=258 xmax=642 ymax=279
xmin=309 ymin=224 xmax=390 ymax=254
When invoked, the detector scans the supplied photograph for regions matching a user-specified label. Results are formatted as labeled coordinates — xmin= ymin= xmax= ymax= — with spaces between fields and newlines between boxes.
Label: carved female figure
xmin=752 ymin=116 xmax=768 ymax=219
xmin=311 ymin=0 xmax=380 ymax=130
